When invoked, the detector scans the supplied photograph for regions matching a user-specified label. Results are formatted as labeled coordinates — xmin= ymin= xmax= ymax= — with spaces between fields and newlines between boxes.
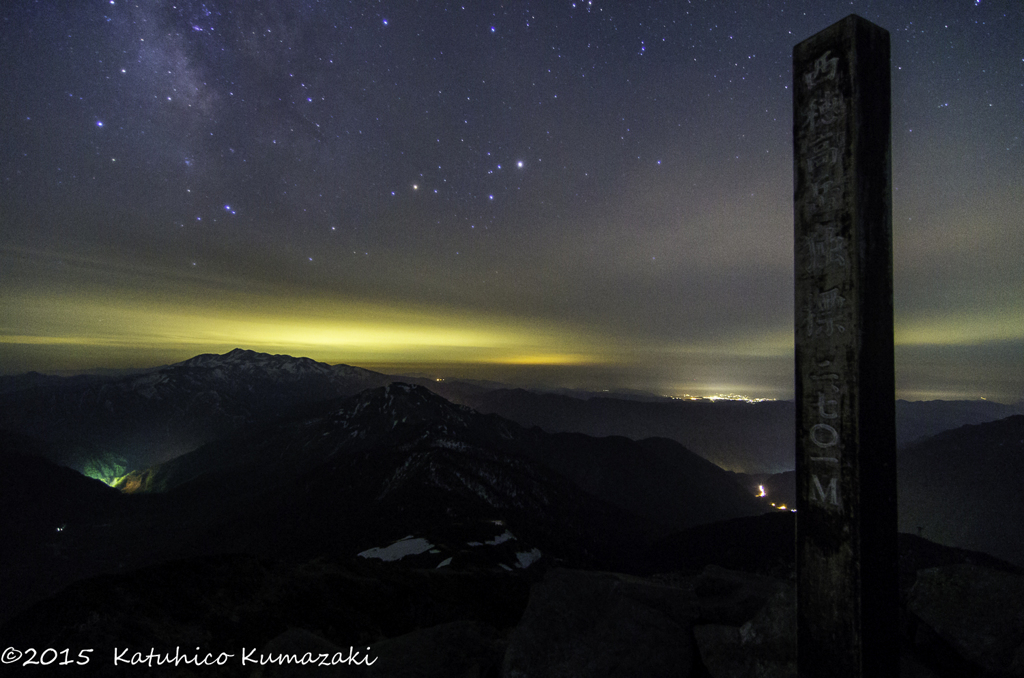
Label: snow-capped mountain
xmin=175 ymin=347 xmax=374 ymax=381
xmin=0 ymin=349 xmax=393 ymax=478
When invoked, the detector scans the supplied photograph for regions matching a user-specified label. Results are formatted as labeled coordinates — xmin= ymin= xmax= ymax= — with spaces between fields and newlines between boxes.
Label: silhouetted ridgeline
xmin=1 ymin=350 xmax=1020 ymax=477
xmin=899 ymin=414 xmax=1024 ymax=568
xmin=0 ymin=349 xmax=394 ymax=477
xmin=0 ymin=382 xmax=767 ymax=624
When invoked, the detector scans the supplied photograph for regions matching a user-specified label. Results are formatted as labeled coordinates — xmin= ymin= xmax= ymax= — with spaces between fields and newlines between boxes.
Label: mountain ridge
xmin=0 ymin=380 xmax=769 ymax=624
xmin=3 ymin=349 xmax=1020 ymax=480
xmin=898 ymin=414 xmax=1024 ymax=567
xmin=114 ymin=382 xmax=767 ymax=539
xmin=0 ymin=349 xmax=396 ymax=478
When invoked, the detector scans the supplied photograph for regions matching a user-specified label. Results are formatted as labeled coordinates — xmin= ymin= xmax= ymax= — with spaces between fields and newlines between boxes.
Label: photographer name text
xmin=3 ymin=645 xmax=378 ymax=669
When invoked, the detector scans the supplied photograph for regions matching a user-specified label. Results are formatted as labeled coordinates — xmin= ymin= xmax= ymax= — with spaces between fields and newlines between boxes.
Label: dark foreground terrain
xmin=2 ymin=511 xmax=1022 ymax=677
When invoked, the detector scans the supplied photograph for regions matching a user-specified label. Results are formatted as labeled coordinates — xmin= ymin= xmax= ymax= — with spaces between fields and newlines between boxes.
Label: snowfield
xmin=357 ymin=535 xmax=434 ymax=562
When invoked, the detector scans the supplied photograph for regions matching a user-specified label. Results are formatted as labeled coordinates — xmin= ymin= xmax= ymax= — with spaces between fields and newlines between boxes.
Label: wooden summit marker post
xmin=793 ymin=15 xmax=897 ymax=678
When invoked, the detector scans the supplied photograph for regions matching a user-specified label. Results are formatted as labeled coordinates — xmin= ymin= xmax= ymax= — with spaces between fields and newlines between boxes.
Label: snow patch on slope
xmin=357 ymin=535 xmax=434 ymax=562
xmin=515 ymin=548 xmax=542 ymax=569
xmin=487 ymin=529 xmax=516 ymax=545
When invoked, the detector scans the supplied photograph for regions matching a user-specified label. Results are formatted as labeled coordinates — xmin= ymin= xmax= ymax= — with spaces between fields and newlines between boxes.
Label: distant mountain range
xmin=2 ymin=349 xmax=1019 ymax=478
xmin=457 ymin=388 xmax=796 ymax=472
xmin=113 ymin=382 xmax=766 ymax=536
xmin=2 ymin=348 xmax=1021 ymax=575
xmin=898 ymin=414 xmax=1024 ymax=567
xmin=453 ymin=389 xmax=1023 ymax=473
xmin=733 ymin=415 xmax=1024 ymax=568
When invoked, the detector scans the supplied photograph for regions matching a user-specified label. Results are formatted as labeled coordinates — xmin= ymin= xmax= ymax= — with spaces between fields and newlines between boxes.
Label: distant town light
xmin=666 ymin=393 xmax=777 ymax=404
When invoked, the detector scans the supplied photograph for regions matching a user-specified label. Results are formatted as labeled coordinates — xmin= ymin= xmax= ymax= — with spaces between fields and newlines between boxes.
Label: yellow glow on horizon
xmin=0 ymin=287 xmax=618 ymax=371
xmin=689 ymin=317 xmax=1023 ymax=353
xmin=485 ymin=353 xmax=596 ymax=365
xmin=895 ymin=311 xmax=1024 ymax=346
xmin=4 ymin=245 xmax=1018 ymax=389
xmin=653 ymin=330 xmax=793 ymax=358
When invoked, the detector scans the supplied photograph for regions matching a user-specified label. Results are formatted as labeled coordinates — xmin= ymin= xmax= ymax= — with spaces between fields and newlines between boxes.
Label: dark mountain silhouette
xmin=0 ymin=348 xmax=393 ymax=479
xmin=0 ymin=383 xmax=766 ymax=626
xmin=0 ymin=370 xmax=112 ymax=395
xmin=895 ymin=398 xmax=1023 ymax=447
xmin=459 ymin=388 xmax=797 ymax=473
xmin=457 ymin=389 xmax=1024 ymax=473
xmin=733 ymin=415 xmax=1024 ymax=569
xmin=113 ymin=383 xmax=766 ymax=555
xmin=0 ymin=432 xmax=134 ymax=625
xmin=4 ymin=350 xmax=1019 ymax=480
xmin=0 ymin=430 xmax=124 ymax=528
xmin=899 ymin=414 xmax=1024 ymax=568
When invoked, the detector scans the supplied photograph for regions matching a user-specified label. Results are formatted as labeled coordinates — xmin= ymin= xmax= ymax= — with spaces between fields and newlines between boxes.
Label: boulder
xmin=908 ymin=564 xmax=1024 ymax=677
xmin=692 ymin=583 xmax=795 ymax=678
xmin=252 ymin=621 xmax=505 ymax=678
xmin=692 ymin=564 xmax=786 ymax=625
xmin=503 ymin=568 xmax=697 ymax=677
xmin=365 ymin=620 xmax=505 ymax=678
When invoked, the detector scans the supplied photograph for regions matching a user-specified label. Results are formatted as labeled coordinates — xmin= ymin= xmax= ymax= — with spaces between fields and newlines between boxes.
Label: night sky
xmin=1 ymin=1 xmax=1021 ymax=402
